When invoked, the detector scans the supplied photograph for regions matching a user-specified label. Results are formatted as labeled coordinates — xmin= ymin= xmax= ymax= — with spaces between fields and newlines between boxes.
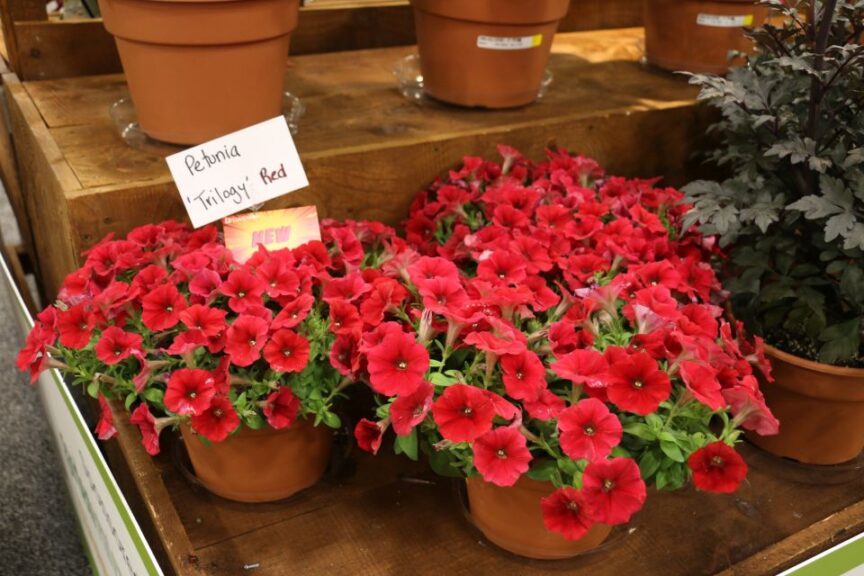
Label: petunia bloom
xmin=263 ymin=330 xmax=310 ymax=373
xmin=688 ymin=442 xmax=748 ymax=494
xmin=141 ymin=284 xmax=187 ymax=331
xmin=500 ymin=351 xmax=547 ymax=401
xmin=605 ymin=351 xmax=671 ymax=415
xmin=130 ymin=404 xmax=161 ymax=456
xmin=354 ymin=418 xmax=387 ymax=454
xmin=366 ymin=331 xmax=429 ymax=396
xmin=557 ymin=398 xmax=623 ymax=462
xmin=541 ymin=487 xmax=598 ymax=541
xmin=191 ymin=396 xmax=240 ymax=443
xmin=390 ymin=381 xmax=434 ymax=436
xmin=431 ymin=384 xmax=495 ymax=443
xmin=263 ymin=387 xmax=301 ymax=430
xmin=94 ymin=326 xmax=143 ymax=366
xmin=224 ymin=315 xmax=269 ymax=367
xmin=164 ymin=368 xmax=216 ymax=416
xmin=582 ymin=458 xmax=646 ymax=525
xmin=472 ymin=427 xmax=532 ymax=487
xmin=95 ymin=395 xmax=117 ymax=440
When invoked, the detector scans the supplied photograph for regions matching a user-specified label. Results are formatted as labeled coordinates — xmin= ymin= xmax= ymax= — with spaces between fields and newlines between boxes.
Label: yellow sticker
xmin=743 ymin=14 xmax=754 ymax=26
xmin=531 ymin=34 xmax=544 ymax=47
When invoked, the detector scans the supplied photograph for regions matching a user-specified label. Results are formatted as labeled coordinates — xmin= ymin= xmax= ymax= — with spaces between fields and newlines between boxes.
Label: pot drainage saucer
xmin=394 ymin=54 xmax=554 ymax=107
xmin=109 ymin=93 xmax=305 ymax=156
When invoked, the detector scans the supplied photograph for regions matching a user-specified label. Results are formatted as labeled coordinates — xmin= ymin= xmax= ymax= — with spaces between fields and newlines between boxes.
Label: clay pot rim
xmin=411 ymin=0 xmax=570 ymax=26
xmin=183 ymin=417 xmax=323 ymax=440
xmin=764 ymin=343 xmax=864 ymax=379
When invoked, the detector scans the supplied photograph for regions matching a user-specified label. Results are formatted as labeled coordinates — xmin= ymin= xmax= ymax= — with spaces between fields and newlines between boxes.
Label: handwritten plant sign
xmin=166 ymin=116 xmax=309 ymax=228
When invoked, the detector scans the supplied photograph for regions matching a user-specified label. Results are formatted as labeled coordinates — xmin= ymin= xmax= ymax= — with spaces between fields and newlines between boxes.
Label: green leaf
xmin=243 ymin=412 xmax=265 ymax=430
xmin=660 ymin=440 xmax=686 ymax=463
xmin=818 ymin=319 xmax=861 ymax=364
xmin=429 ymin=372 xmax=458 ymax=387
xmin=321 ymin=411 xmax=341 ymax=429
xmin=86 ymin=380 xmax=99 ymax=399
xmin=427 ymin=447 xmax=461 ymax=478
xmin=645 ymin=414 xmax=664 ymax=432
xmin=394 ymin=429 xmax=419 ymax=461
xmin=526 ymin=460 xmax=559 ymax=482
xmin=623 ymin=422 xmax=656 ymax=441
xmin=638 ymin=450 xmax=662 ymax=478
xmin=557 ymin=458 xmax=580 ymax=477
xmin=125 ymin=392 xmax=136 ymax=411
xmin=142 ymin=388 xmax=164 ymax=405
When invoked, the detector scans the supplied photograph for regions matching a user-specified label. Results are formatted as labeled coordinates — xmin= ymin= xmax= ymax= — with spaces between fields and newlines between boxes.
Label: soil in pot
xmin=181 ymin=418 xmax=333 ymax=503
xmin=411 ymin=0 xmax=570 ymax=108
xmin=100 ymin=0 xmax=300 ymax=145
xmin=748 ymin=344 xmax=864 ymax=466
xmin=465 ymin=475 xmax=612 ymax=560
xmin=643 ymin=0 xmax=771 ymax=75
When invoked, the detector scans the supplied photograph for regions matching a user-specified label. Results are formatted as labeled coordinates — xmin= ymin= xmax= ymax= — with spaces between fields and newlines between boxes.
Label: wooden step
xmin=6 ymin=27 xmax=710 ymax=300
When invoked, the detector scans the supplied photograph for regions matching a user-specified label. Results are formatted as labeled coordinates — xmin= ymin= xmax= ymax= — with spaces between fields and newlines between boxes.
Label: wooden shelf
xmin=6 ymin=28 xmax=712 ymax=301
xmin=104 ymin=397 xmax=864 ymax=576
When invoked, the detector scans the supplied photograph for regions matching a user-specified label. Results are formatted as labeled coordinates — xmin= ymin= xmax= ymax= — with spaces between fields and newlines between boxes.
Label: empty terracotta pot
xmin=644 ymin=0 xmax=771 ymax=75
xmin=466 ymin=475 xmax=612 ymax=560
xmin=100 ymin=0 xmax=299 ymax=145
xmin=748 ymin=345 xmax=864 ymax=465
xmin=181 ymin=418 xmax=332 ymax=502
xmin=411 ymin=0 xmax=570 ymax=108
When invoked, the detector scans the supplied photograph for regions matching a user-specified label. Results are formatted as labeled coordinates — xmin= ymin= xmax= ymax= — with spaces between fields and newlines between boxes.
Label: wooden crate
xmin=0 ymin=0 xmax=642 ymax=81
xmin=7 ymin=27 xmax=713 ymax=301
xmin=104 ymin=397 xmax=864 ymax=576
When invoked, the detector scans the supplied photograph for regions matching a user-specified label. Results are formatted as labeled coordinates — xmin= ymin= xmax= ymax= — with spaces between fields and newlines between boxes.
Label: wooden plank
xmin=0 ymin=69 xmax=32 ymax=258
xmin=14 ymin=20 xmax=121 ymax=81
xmin=5 ymin=72 xmax=80 ymax=299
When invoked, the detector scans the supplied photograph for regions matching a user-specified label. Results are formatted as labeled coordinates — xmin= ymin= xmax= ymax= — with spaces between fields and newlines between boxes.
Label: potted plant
xmin=410 ymin=0 xmax=570 ymax=108
xmin=683 ymin=0 xmax=864 ymax=465
xmin=348 ymin=148 xmax=777 ymax=559
xmin=643 ymin=0 xmax=772 ymax=74
xmin=99 ymin=0 xmax=300 ymax=144
xmin=17 ymin=218 xmax=398 ymax=502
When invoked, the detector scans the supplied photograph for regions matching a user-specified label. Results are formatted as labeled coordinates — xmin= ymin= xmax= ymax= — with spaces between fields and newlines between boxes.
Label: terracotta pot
xmin=466 ymin=475 xmax=612 ymax=560
xmin=643 ymin=0 xmax=771 ymax=75
xmin=181 ymin=418 xmax=332 ymax=502
xmin=748 ymin=344 xmax=864 ymax=465
xmin=411 ymin=0 xmax=570 ymax=108
xmin=100 ymin=0 xmax=299 ymax=145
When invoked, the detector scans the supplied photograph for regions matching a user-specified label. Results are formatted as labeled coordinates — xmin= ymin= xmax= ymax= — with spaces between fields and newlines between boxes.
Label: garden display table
xmin=106 ymin=400 xmax=864 ymax=576
xmin=5 ymin=27 xmax=711 ymax=301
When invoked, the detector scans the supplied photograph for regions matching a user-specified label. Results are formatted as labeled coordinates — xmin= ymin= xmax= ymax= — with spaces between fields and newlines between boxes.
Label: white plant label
xmin=696 ymin=13 xmax=754 ymax=27
xmin=166 ymin=116 xmax=309 ymax=228
xmin=477 ymin=34 xmax=543 ymax=50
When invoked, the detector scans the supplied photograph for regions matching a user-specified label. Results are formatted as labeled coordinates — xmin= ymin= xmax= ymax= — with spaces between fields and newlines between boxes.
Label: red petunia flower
xmin=130 ymin=404 xmax=161 ymax=456
xmin=263 ymin=329 xmax=310 ymax=373
xmin=722 ymin=383 xmax=780 ymax=436
xmin=263 ymin=387 xmax=301 ymax=430
xmin=500 ymin=351 xmax=547 ymax=401
xmin=541 ymin=487 xmax=598 ymax=541
xmin=188 ymin=269 xmax=222 ymax=301
xmin=472 ymin=427 xmax=533 ymax=487
xmin=191 ymin=396 xmax=240 ymax=443
xmin=688 ymin=442 xmax=748 ymax=494
xmin=328 ymin=299 xmax=363 ymax=336
xmin=57 ymin=304 xmax=96 ymax=349
xmin=418 ymin=277 xmax=468 ymax=316
xmin=272 ymin=294 xmax=315 ymax=330
xmin=17 ymin=329 xmax=50 ymax=383
xmin=95 ymin=395 xmax=117 ymax=440
xmin=224 ymin=314 xmax=269 ymax=367
xmin=407 ymin=256 xmax=460 ymax=289
xmin=557 ymin=398 xmax=623 ymax=461
xmin=366 ymin=331 xmax=429 ymax=396
xmin=582 ymin=458 xmax=646 ymax=525
xmin=431 ymin=384 xmax=495 ymax=443
xmin=256 ymin=258 xmax=299 ymax=299
xmin=605 ymin=351 xmax=671 ymax=415
xmin=323 ymin=272 xmax=371 ymax=304
xmin=220 ymin=268 xmax=266 ymax=313
xmin=679 ymin=361 xmax=725 ymax=411
xmin=141 ymin=284 xmax=187 ymax=331
xmin=551 ymin=349 xmax=609 ymax=389
xmin=354 ymin=418 xmax=387 ymax=454
xmin=179 ymin=304 xmax=227 ymax=338
xmin=523 ymin=389 xmax=567 ymax=421
xmin=94 ymin=326 xmax=143 ymax=366
xmin=330 ymin=333 xmax=361 ymax=377
xmin=390 ymin=381 xmax=434 ymax=436
xmin=164 ymin=368 xmax=216 ymax=416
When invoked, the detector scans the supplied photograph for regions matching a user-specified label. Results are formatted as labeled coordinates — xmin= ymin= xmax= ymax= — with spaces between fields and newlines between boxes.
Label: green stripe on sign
xmin=780 ymin=532 xmax=864 ymax=576
xmin=1 ymin=255 xmax=161 ymax=576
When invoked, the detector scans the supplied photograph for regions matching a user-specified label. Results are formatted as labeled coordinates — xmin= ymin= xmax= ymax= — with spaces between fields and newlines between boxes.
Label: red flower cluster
xmin=352 ymin=147 xmax=777 ymax=541
xmin=18 ymin=219 xmax=395 ymax=456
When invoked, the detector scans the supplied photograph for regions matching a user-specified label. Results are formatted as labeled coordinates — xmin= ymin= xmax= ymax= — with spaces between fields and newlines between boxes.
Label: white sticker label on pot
xmin=166 ymin=116 xmax=309 ymax=228
xmin=696 ymin=13 xmax=754 ymax=27
xmin=477 ymin=34 xmax=543 ymax=50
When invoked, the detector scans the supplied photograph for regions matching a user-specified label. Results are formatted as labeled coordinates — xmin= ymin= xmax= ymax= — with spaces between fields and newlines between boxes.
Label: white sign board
xmin=166 ymin=116 xmax=309 ymax=228
xmin=1 ymin=257 xmax=163 ymax=576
